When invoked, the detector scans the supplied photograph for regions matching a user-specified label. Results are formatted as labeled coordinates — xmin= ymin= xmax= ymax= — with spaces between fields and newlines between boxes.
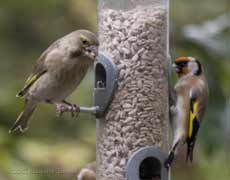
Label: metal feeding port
xmin=126 ymin=146 xmax=169 ymax=180
xmin=79 ymin=52 xmax=118 ymax=117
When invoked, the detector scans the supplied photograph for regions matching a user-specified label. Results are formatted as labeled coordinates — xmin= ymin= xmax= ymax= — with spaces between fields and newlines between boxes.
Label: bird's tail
xmin=186 ymin=140 xmax=195 ymax=162
xmin=9 ymin=102 xmax=37 ymax=133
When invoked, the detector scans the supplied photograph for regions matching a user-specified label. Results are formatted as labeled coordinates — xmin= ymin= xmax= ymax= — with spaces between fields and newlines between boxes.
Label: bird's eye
xmin=82 ymin=39 xmax=88 ymax=45
xmin=177 ymin=61 xmax=187 ymax=67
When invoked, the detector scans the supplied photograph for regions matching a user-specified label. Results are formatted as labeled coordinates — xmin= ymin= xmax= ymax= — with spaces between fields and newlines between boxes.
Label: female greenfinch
xmin=10 ymin=30 xmax=99 ymax=133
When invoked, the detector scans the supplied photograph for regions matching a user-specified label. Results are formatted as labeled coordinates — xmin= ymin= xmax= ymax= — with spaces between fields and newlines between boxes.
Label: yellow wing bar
xmin=17 ymin=71 xmax=46 ymax=97
xmin=188 ymin=101 xmax=198 ymax=138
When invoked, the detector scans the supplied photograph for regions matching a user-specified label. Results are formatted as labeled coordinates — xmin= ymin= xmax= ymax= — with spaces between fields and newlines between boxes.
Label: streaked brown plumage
xmin=10 ymin=30 xmax=99 ymax=133
xmin=165 ymin=56 xmax=208 ymax=168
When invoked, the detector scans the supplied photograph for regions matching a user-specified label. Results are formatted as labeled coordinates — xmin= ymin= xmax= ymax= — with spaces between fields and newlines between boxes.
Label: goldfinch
xmin=165 ymin=56 xmax=209 ymax=168
xmin=10 ymin=30 xmax=99 ymax=133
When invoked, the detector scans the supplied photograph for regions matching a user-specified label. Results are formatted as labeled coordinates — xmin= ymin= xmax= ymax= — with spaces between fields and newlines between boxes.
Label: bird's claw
xmin=56 ymin=104 xmax=66 ymax=117
xmin=164 ymin=152 xmax=174 ymax=169
xmin=164 ymin=161 xmax=170 ymax=170
xmin=56 ymin=103 xmax=80 ymax=118
xmin=68 ymin=104 xmax=80 ymax=118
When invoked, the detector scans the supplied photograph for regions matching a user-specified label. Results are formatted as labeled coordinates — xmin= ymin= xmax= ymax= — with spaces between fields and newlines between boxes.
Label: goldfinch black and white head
xmin=173 ymin=56 xmax=203 ymax=77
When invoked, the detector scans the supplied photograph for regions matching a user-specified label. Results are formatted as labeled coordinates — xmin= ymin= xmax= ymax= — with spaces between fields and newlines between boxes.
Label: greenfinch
xmin=10 ymin=30 xmax=99 ymax=133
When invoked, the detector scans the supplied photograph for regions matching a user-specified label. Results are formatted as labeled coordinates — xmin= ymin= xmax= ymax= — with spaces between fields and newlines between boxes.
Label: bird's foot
xmin=56 ymin=103 xmax=80 ymax=117
xmin=164 ymin=152 xmax=174 ymax=169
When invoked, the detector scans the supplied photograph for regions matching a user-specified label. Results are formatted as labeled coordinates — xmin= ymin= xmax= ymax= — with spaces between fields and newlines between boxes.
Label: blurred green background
xmin=0 ymin=0 xmax=229 ymax=180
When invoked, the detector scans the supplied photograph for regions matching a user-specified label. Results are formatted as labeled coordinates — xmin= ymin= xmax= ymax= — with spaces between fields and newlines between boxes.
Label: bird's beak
xmin=172 ymin=63 xmax=180 ymax=73
xmin=85 ymin=46 xmax=98 ymax=60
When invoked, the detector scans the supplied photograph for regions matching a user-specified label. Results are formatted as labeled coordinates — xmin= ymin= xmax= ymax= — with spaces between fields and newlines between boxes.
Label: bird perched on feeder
xmin=10 ymin=30 xmax=99 ymax=133
xmin=165 ymin=56 xmax=209 ymax=168
xmin=77 ymin=161 xmax=96 ymax=180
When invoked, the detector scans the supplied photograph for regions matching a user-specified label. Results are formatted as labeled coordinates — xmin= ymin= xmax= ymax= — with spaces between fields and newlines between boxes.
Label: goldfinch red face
xmin=173 ymin=56 xmax=202 ymax=77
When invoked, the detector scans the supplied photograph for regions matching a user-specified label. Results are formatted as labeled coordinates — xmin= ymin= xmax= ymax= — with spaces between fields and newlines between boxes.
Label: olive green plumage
xmin=10 ymin=30 xmax=99 ymax=133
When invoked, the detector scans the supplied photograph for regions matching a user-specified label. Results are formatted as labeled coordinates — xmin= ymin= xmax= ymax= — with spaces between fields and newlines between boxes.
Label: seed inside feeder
xmin=97 ymin=4 xmax=169 ymax=180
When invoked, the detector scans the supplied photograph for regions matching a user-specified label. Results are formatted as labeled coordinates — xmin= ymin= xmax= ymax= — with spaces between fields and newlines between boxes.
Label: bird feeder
xmin=94 ymin=0 xmax=170 ymax=179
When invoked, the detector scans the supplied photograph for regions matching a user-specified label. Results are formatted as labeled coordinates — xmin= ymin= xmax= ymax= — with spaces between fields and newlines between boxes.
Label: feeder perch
xmin=79 ymin=52 xmax=118 ymax=117
xmin=94 ymin=52 xmax=118 ymax=118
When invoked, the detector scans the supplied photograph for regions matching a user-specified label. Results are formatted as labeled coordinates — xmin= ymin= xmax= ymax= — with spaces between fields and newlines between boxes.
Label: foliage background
xmin=0 ymin=0 xmax=229 ymax=179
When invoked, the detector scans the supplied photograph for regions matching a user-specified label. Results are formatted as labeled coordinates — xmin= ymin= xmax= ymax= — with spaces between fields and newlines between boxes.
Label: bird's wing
xmin=16 ymin=59 xmax=47 ymax=97
xmin=16 ymin=40 xmax=61 ymax=98
xmin=16 ymin=50 xmax=51 ymax=98
xmin=188 ymin=95 xmax=199 ymax=138
xmin=186 ymin=89 xmax=201 ymax=162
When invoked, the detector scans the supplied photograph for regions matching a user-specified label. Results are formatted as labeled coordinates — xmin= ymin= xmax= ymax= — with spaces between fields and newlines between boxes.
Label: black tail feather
xmin=186 ymin=118 xmax=200 ymax=162
xmin=186 ymin=141 xmax=195 ymax=162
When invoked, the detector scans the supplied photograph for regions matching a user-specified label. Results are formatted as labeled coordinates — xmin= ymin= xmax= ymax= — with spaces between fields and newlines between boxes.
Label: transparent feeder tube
xmin=97 ymin=0 xmax=170 ymax=180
